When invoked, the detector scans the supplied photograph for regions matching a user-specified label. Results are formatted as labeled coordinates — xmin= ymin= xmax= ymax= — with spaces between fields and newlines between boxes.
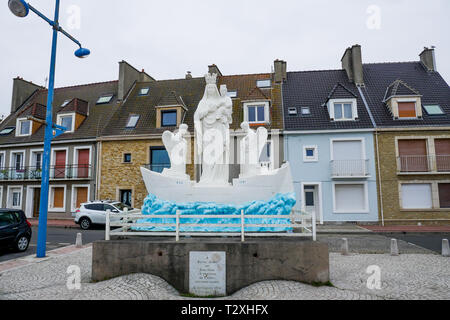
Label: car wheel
xmin=16 ymin=236 xmax=30 ymax=252
xmin=79 ymin=217 xmax=92 ymax=230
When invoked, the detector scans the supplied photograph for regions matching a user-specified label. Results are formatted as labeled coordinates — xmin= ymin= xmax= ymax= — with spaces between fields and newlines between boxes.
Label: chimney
xmin=10 ymin=77 xmax=43 ymax=114
xmin=341 ymin=44 xmax=364 ymax=86
xmin=118 ymin=60 xmax=155 ymax=101
xmin=185 ymin=71 xmax=192 ymax=79
xmin=420 ymin=47 xmax=436 ymax=72
xmin=274 ymin=59 xmax=287 ymax=83
xmin=208 ymin=64 xmax=222 ymax=76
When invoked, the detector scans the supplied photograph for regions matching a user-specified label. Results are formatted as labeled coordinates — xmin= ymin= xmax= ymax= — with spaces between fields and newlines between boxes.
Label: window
xmin=126 ymin=115 xmax=140 ymax=128
xmin=398 ymin=139 xmax=428 ymax=172
xmin=438 ymin=184 xmax=450 ymax=208
xmin=32 ymin=152 xmax=42 ymax=170
xmin=12 ymin=152 xmax=24 ymax=171
xmin=244 ymin=102 xmax=269 ymax=124
xmin=0 ymin=152 xmax=4 ymax=169
xmin=120 ymin=190 xmax=132 ymax=207
xmin=288 ymin=107 xmax=297 ymax=116
xmin=123 ymin=153 xmax=132 ymax=163
xmin=73 ymin=186 xmax=89 ymax=210
xmin=435 ymin=139 xmax=450 ymax=172
xmin=49 ymin=186 xmax=65 ymax=210
xmin=161 ymin=110 xmax=177 ymax=127
xmin=424 ymin=105 xmax=444 ymax=115
xmin=227 ymin=90 xmax=238 ymax=98
xmin=398 ymin=102 xmax=417 ymax=118
xmin=61 ymin=99 xmax=71 ymax=107
xmin=259 ymin=141 xmax=273 ymax=169
xmin=96 ymin=94 xmax=113 ymax=104
xmin=0 ymin=212 xmax=17 ymax=227
xmin=256 ymin=79 xmax=271 ymax=88
xmin=334 ymin=184 xmax=368 ymax=213
xmin=303 ymin=145 xmax=318 ymax=162
xmin=138 ymin=87 xmax=150 ymax=96
xmin=16 ymin=119 xmax=31 ymax=136
xmin=8 ymin=187 xmax=22 ymax=209
xmin=85 ymin=204 xmax=103 ymax=211
xmin=301 ymin=107 xmax=311 ymax=115
xmin=0 ymin=127 xmax=15 ymax=135
xmin=334 ymin=103 xmax=353 ymax=120
xmin=150 ymin=147 xmax=170 ymax=173
xmin=401 ymin=184 xmax=432 ymax=209
xmin=60 ymin=115 xmax=74 ymax=132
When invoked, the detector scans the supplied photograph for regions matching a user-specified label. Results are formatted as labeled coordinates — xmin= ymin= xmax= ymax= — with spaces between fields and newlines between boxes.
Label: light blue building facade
xmin=284 ymin=130 xmax=378 ymax=223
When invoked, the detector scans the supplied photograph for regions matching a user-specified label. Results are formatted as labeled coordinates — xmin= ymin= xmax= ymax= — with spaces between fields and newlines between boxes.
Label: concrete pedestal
xmin=92 ymin=238 xmax=329 ymax=296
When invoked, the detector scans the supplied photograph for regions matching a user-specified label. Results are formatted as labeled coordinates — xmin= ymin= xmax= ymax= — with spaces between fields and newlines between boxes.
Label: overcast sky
xmin=1 ymin=0 xmax=449 ymax=118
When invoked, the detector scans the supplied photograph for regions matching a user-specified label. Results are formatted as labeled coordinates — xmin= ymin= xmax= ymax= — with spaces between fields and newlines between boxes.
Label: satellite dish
xmin=8 ymin=0 xmax=29 ymax=17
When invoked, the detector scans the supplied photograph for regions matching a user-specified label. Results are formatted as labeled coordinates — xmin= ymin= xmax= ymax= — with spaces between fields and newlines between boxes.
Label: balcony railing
xmin=331 ymin=159 xmax=370 ymax=178
xmin=0 ymin=165 xmax=93 ymax=181
xmin=398 ymin=155 xmax=450 ymax=173
xmin=143 ymin=163 xmax=171 ymax=174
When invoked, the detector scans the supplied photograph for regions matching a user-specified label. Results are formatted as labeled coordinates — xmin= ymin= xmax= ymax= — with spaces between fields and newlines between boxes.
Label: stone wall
xmin=375 ymin=130 xmax=450 ymax=225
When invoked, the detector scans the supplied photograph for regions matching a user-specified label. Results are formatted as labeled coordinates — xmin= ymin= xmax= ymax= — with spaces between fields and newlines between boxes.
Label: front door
xmin=33 ymin=188 xmax=41 ymax=218
xmin=304 ymin=185 xmax=320 ymax=222
xmin=120 ymin=190 xmax=132 ymax=207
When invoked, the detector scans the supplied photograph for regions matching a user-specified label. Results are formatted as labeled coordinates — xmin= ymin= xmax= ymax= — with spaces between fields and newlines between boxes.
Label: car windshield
xmin=114 ymin=202 xmax=132 ymax=211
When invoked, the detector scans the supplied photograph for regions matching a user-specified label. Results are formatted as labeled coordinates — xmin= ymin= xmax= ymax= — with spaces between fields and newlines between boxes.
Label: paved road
xmin=0 ymin=226 xmax=105 ymax=262
xmin=389 ymin=233 xmax=450 ymax=254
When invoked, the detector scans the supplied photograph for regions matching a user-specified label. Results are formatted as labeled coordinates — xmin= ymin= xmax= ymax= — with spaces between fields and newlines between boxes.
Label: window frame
xmin=56 ymin=113 xmax=75 ymax=133
xmin=126 ymin=114 xmax=140 ymax=128
xmin=123 ymin=153 xmax=132 ymax=163
xmin=332 ymin=182 xmax=369 ymax=214
xmin=303 ymin=145 xmax=319 ymax=162
xmin=256 ymin=79 xmax=271 ymax=88
xmin=71 ymin=184 xmax=90 ymax=211
xmin=138 ymin=87 xmax=150 ymax=96
xmin=243 ymin=101 xmax=270 ymax=124
xmin=400 ymin=183 xmax=433 ymax=210
xmin=7 ymin=185 xmax=23 ymax=209
xmin=328 ymin=99 xmax=358 ymax=121
xmin=227 ymin=90 xmax=238 ymax=98
xmin=288 ymin=107 xmax=298 ymax=116
xmin=48 ymin=185 xmax=67 ymax=212
xmin=423 ymin=104 xmax=444 ymax=116
xmin=96 ymin=94 xmax=114 ymax=105
xmin=161 ymin=110 xmax=178 ymax=127
xmin=16 ymin=118 xmax=32 ymax=137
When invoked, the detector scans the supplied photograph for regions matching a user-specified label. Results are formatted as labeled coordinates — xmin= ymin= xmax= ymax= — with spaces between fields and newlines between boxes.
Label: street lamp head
xmin=8 ymin=0 xmax=29 ymax=17
xmin=75 ymin=47 xmax=90 ymax=59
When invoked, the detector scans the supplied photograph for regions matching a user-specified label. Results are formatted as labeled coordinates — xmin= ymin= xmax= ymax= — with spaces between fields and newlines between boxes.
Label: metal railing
xmin=105 ymin=209 xmax=316 ymax=242
xmin=398 ymin=155 xmax=450 ymax=173
xmin=0 ymin=165 xmax=93 ymax=181
xmin=143 ymin=163 xmax=171 ymax=174
xmin=331 ymin=159 xmax=369 ymax=177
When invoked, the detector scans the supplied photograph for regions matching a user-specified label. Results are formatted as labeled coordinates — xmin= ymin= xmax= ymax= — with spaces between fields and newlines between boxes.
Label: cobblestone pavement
xmin=1 ymin=247 xmax=449 ymax=300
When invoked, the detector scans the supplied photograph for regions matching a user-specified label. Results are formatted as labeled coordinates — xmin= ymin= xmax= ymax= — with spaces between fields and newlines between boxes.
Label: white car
xmin=74 ymin=200 xmax=138 ymax=230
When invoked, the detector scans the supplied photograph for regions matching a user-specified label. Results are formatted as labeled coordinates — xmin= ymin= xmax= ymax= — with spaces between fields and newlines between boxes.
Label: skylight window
xmin=301 ymin=107 xmax=311 ymax=115
xmin=424 ymin=105 xmax=444 ymax=115
xmin=227 ymin=90 xmax=238 ymax=98
xmin=126 ymin=115 xmax=140 ymax=128
xmin=0 ymin=127 xmax=15 ymax=135
xmin=138 ymin=88 xmax=150 ymax=96
xmin=96 ymin=94 xmax=114 ymax=104
xmin=61 ymin=99 xmax=71 ymax=107
xmin=288 ymin=107 xmax=297 ymax=115
xmin=256 ymin=80 xmax=271 ymax=88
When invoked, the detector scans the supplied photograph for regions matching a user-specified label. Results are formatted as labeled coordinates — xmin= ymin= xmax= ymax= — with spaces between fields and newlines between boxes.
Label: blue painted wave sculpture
xmin=133 ymin=192 xmax=297 ymax=232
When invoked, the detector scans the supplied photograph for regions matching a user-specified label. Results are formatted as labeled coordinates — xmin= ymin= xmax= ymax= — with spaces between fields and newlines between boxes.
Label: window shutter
xmin=398 ymin=102 xmax=416 ymax=118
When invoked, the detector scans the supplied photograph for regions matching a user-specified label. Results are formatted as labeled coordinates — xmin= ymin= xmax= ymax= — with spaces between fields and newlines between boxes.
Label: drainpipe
xmin=358 ymin=86 xmax=385 ymax=226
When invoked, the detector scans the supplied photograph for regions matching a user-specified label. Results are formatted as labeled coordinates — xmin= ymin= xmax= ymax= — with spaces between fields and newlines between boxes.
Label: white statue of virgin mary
xmin=194 ymin=73 xmax=232 ymax=185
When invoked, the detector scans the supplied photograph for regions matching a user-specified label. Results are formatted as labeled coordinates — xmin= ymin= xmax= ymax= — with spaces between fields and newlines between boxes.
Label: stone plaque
xmin=189 ymin=251 xmax=226 ymax=296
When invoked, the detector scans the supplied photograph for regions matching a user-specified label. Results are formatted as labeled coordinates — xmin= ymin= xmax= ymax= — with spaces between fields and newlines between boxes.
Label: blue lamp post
xmin=8 ymin=0 xmax=90 ymax=258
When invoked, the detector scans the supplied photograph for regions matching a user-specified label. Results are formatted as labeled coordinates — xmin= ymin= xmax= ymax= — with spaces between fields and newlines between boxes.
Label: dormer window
xmin=161 ymin=110 xmax=177 ymax=127
xmin=328 ymin=99 xmax=358 ymax=121
xmin=398 ymin=101 xmax=417 ymax=118
xmin=126 ymin=114 xmax=140 ymax=128
xmin=96 ymin=94 xmax=113 ymax=105
xmin=56 ymin=113 xmax=75 ymax=133
xmin=16 ymin=118 xmax=31 ymax=137
xmin=256 ymin=80 xmax=271 ymax=88
xmin=243 ymin=101 xmax=270 ymax=124
xmin=138 ymin=88 xmax=150 ymax=96
xmin=424 ymin=105 xmax=444 ymax=116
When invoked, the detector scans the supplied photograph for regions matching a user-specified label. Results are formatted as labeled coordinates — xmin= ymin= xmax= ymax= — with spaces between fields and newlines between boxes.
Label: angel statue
xmin=239 ymin=121 xmax=269 ymax=178
xmin=194 ymin=74 xmax=233 ymax=185
xmin=161 ymin=123 xmax=190 ymax=180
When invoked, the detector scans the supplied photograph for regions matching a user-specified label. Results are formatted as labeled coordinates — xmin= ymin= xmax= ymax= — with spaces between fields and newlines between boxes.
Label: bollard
xmin=390 ymin=238 xmax=399 ymax=256
xmin=76 ymin=233 xmax=82 ymax=248
xmin=341 ymin=238 xmax=349 ymax=255
xmin=442 ymin=239 xmax=450 ymax=257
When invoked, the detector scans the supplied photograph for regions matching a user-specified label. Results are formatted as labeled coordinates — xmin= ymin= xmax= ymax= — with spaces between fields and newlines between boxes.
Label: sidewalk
xmin=360 ymin=225 xmax=450 ymax=233
xmin=28 ymin=218 xmax=78 ymax=229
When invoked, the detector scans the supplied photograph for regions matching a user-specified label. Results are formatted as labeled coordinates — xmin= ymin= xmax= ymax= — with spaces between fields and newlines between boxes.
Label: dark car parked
xmin=0 ymin=209 xmax=32 ymax=252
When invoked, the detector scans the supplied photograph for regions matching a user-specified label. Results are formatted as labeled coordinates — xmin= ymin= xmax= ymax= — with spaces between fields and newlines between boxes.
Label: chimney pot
xmin=420 ymin=46 xmax=436 ymax=72
xmin=274 ymin=59 xmax=287 ymax=83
